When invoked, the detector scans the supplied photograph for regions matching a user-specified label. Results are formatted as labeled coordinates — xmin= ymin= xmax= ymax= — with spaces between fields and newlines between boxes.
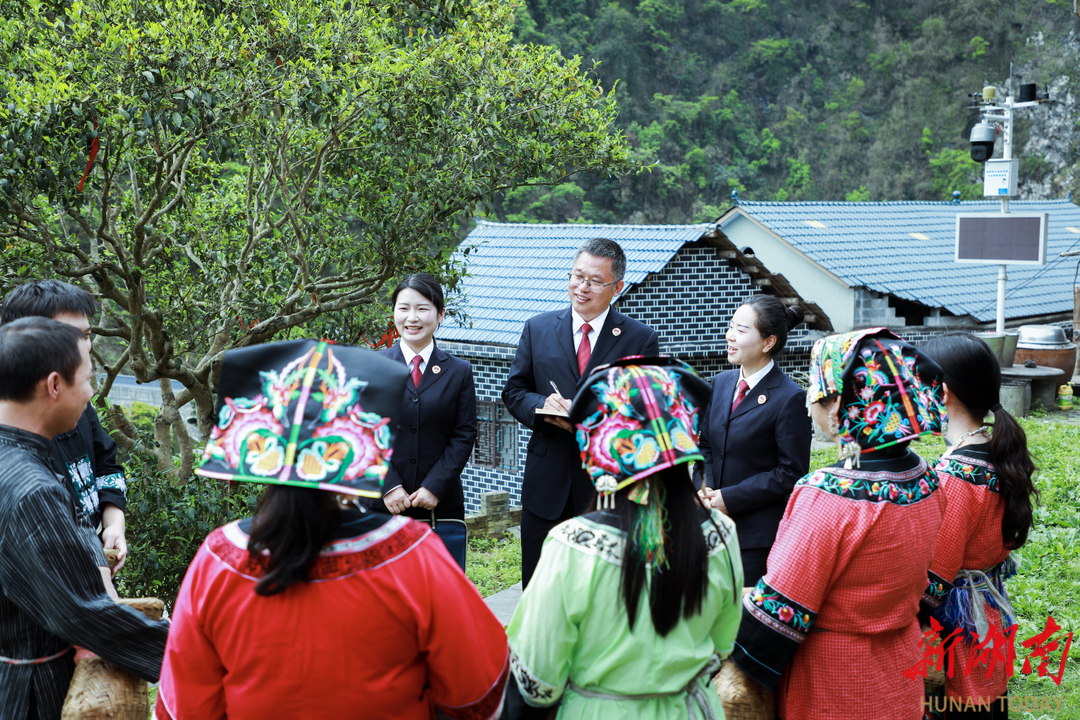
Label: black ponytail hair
xmin=920 ymin=332 xmax=1039 ymax=549
xmin=596 ymin=465 xmax=732 ymax=636
xmin=247 ymin=485 xmax=343 ymax=596
xmin=741 ymin=295 xmax=804 ymax=360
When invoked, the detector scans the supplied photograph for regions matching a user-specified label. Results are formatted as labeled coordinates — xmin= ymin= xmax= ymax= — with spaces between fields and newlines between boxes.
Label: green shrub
xmin=126 ymin=401 xmax=158 ymax=436
xmin=112 ymin=430 xmax=260 ymax=607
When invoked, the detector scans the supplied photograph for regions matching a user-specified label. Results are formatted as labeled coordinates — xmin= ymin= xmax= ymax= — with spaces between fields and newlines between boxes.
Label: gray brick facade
xmin=447 ymin=242 xmax=815 ymax=514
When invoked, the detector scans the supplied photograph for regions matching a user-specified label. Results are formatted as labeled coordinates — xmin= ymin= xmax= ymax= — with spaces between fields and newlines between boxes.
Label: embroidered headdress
xmin=569 ymin=357 xmax=710 ymax=567
xmin=807 ymin=328 xmax=946 ymax=461
xmin=196 ymin=339 xmax=408 ymax=497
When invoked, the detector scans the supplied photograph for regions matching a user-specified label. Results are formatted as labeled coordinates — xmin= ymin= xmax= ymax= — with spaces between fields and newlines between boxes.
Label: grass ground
xmin=466 ymin=532 xmax=523 ymax=597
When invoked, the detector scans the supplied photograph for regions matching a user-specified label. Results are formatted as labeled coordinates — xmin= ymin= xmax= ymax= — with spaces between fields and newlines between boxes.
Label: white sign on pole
xmin=983 ymin=159 xmax=1019 ymax=197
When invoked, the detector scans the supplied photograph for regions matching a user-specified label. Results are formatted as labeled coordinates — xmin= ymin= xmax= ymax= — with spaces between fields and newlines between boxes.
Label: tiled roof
xmin=437 ymin=221 xmax=715 ymax=346
xmin=726 ymin=200 xmax=1080 ymax=323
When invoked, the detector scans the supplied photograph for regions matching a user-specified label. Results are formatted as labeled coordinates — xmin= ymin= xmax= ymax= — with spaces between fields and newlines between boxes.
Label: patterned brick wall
xmin=456 ymin=355 xmax=522 ymax=514
xmin=452 ymin=242 xmax=818 ymax=514
xmin=617 ymin=243 xmax=757 ymax=347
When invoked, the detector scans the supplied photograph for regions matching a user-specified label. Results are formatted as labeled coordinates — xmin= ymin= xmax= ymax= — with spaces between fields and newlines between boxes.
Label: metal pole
xmin=996 ymin=96 xmax=1012 ymax=332
xmin=997 ymin=264 xmax=1007 ymax=333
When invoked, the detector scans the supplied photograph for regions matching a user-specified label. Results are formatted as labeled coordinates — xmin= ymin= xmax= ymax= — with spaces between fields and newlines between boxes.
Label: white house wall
xmin=720 ymin=214 xmax=858 ymax=332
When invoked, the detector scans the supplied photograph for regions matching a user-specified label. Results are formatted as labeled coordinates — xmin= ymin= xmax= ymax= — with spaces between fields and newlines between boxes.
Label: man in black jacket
xmin=503 ymin=238 xmax=659 ymax=587
xmin=0 ymin=318 xmax=167 ymax=719
xmin=1 ymin=280 xmax=129 ymax=573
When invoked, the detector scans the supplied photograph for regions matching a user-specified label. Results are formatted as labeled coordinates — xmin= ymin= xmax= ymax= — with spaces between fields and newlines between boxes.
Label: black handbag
xmin=423 ymin=510 xmax=467 ymax=571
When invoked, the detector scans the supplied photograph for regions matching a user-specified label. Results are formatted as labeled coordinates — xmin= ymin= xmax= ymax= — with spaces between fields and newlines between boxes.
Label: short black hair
xmin=390 ymin=273 xmax=445 ymax=315
xmin=0 ymin=317 xmax=85 ymax=402
xmin=1 ymin=279 xmax=99 ymax=325
xmin=575 ymin=238 xmax=626 ymax=283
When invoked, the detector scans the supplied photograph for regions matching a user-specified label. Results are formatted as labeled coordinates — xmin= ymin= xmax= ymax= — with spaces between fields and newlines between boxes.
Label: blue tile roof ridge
xmin=724 ymin=198 xmax=1080 ymax=323
xmin=473 ymin=219 xmax=718 ymax=231
xmin=735 ymin=199 xmax=1076 ymax=208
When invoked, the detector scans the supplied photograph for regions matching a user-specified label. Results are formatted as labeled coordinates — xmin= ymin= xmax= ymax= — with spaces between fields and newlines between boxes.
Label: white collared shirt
xmin=400 ymin=340 xmax=435 ymax=375
xmin=732 ymin=359 xmax=774 ymax=405
xmin=572 ymin=306 xmax=611 ymax=352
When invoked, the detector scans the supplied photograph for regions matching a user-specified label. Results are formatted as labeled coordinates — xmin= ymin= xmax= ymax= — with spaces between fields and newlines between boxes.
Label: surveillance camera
xmin=969 ymin=122 xmax=996 ymax=163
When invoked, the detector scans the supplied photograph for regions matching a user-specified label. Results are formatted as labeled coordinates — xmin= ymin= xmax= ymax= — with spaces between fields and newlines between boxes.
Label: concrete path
xmin=484 ymin=582 xmax=522 ymax=626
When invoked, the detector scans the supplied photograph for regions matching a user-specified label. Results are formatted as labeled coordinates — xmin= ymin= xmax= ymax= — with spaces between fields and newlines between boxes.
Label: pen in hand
xmin=550 ymin=380 xmax=563 ymax=397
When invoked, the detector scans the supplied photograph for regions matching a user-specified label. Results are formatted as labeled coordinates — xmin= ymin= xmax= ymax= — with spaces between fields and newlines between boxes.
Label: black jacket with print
xmin=49 ymin=404 xmax=127 ymax=529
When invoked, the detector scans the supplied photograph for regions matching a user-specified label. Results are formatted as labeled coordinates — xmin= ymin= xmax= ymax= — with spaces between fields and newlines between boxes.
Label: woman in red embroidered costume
xmin=154 ymin=340 xmax=508 ymax=720
xmin=730 ymin=328 xmax=949 ymax=720
xmin=920 ymin=333 xmax=1038 ymax=720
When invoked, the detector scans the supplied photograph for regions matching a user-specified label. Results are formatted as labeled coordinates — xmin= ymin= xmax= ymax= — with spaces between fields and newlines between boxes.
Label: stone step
xmin=484 ymin=582 xmax=522 ymax=626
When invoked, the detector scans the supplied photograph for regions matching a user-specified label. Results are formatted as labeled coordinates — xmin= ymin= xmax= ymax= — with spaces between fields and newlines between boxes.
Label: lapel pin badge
xmin=432 ymin=365 xmax=441 ymax=374
xmin=612 ymin=327 xmax=621 ymax=336
xmin=757 ymin=394 xmax=767 ymax=405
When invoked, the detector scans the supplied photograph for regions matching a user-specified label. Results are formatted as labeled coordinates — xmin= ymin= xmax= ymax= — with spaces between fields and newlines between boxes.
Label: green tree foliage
xmin=0 ymin=0 xmax=633 ymax=477
xmin=504 ymin=0 xmax=1076 ymax=222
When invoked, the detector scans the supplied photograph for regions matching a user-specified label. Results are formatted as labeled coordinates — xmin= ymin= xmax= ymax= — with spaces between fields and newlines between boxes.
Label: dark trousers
xmin=740 ymin=547 xmax=770 ymax=588
xmin=521 ymin=493 xmax=579 ymax=589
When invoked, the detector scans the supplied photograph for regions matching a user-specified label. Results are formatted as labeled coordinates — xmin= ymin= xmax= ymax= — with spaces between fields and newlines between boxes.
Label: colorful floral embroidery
xmin=745 ymin=578 xmax=817 ymax=643
xmin=934 ymin=455 xmax=999 ymax=493
xmin=198 ymin=342 xmax=395 ymax=495
xmin=922 ymin=570 xmax=953 ymax=610
xmin=575 ymin=363 xmax=703 ymax=492
xmin=807 ymin=330 xmax=945 ymax=457
xmin=797 ymin=462 xmax=940 ymax=505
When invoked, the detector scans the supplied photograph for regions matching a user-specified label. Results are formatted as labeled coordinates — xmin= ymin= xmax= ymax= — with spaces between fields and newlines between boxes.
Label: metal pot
xmin=1016 ymin=325 xmax=1073 ymax=348
xmin=1015 ymin=325 xmax=1077 ymax=377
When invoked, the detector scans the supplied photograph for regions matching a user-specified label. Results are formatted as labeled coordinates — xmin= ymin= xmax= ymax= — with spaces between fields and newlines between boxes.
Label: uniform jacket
xmin=379 ymin=342 xmax=477 ymax=520
xmin=502 ymin=306 xmax=659 ymax=520
xmin=699 ymin=364 xmax=811 ymax=550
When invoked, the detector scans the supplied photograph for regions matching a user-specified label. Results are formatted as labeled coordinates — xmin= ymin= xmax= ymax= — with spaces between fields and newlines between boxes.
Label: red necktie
xmin=732 ymin=379 xmax=749 ymax=411
xmin=577 ymin=323 xmax=592 ymax=375
xmin=410 ymin=355 xmax=423 ymax=388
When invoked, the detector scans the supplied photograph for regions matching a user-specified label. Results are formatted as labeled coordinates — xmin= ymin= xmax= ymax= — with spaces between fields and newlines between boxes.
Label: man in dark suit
xmin=503 ymin=238 xmax=659 ymax=587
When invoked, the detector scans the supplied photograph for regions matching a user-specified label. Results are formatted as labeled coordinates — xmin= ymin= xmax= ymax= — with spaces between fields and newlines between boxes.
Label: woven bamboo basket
xmin=60 ymin=598 xmax=164 ymax=720
xmin=921 ymin=623 xmax=947 ymax=688
xmin=713 ymin=659 xmax=776 ymax=720
xmin=711 ymin=587 xmax=776 ymax=720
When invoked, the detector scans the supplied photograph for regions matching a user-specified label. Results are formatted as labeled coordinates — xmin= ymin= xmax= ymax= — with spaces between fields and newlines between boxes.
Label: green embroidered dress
xmin=506 ymin=509 xmax=743 ymax=720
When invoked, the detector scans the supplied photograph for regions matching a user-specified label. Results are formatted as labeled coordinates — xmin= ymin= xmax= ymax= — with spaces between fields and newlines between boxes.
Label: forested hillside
xmin=497 ymin=0 xmax=1080 ymax=224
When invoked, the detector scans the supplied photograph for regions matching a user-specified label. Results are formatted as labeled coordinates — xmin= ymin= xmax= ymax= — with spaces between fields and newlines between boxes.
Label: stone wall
xmin=465 ymin=491 xmax=522 ymax=538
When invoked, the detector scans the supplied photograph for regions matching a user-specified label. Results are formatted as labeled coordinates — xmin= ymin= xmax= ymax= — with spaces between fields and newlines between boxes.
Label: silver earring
xmin=338 ymin=495 xmax=367 ymax=513
xmin=840 ymin=441 xmax=860 ymax=469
